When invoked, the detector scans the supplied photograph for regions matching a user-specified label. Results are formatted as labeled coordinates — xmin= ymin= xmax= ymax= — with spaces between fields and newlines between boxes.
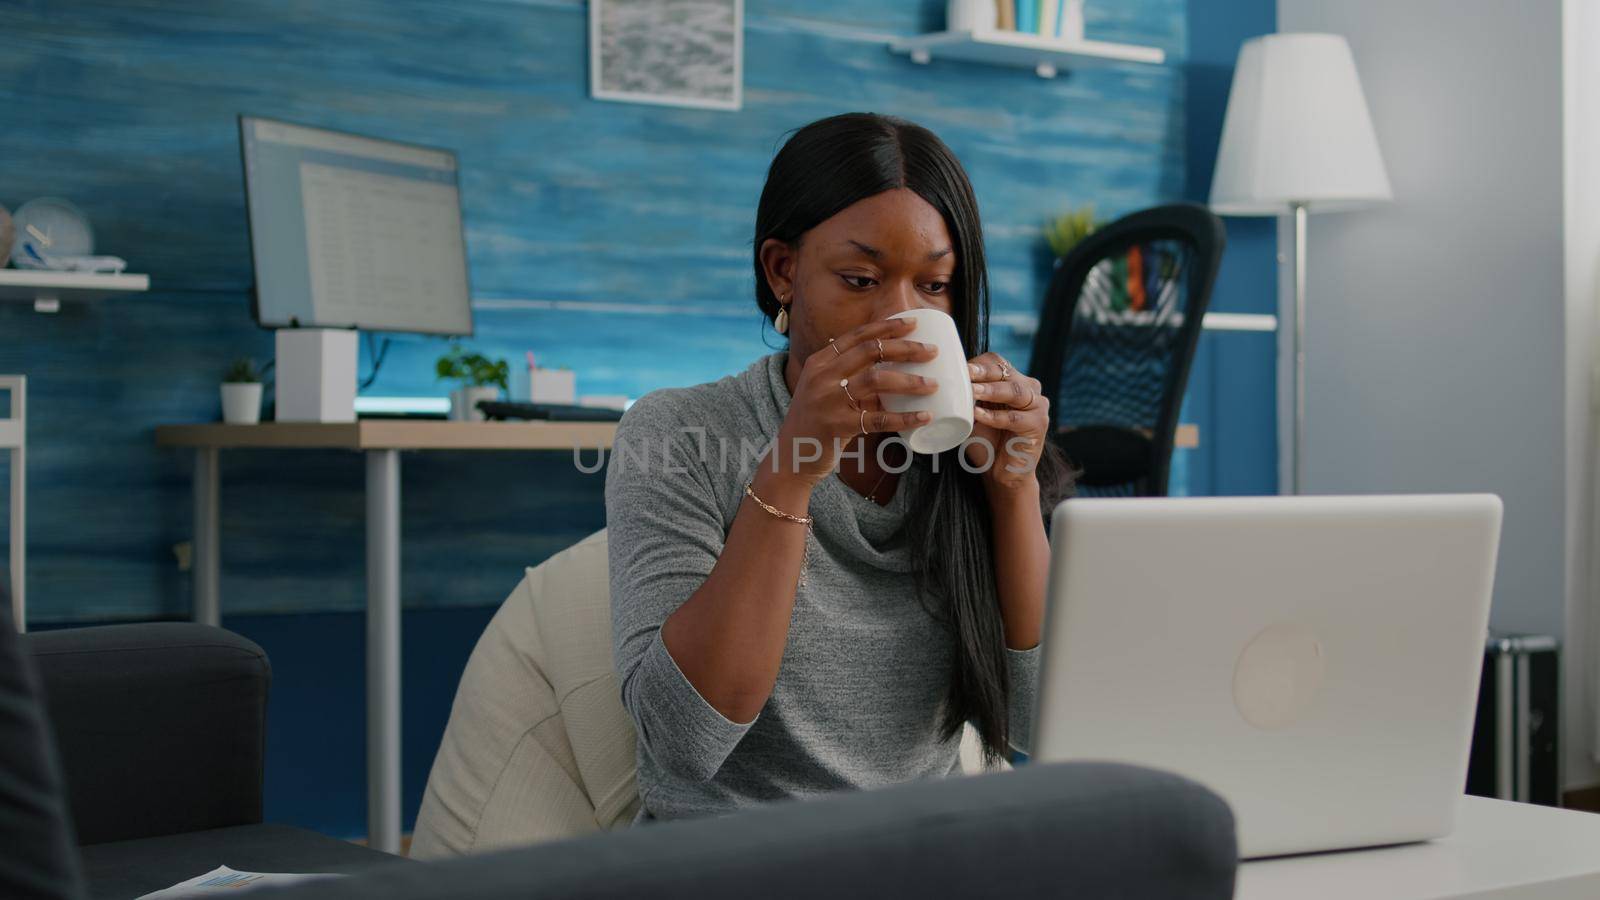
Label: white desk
xmin=1237 ymin=796 xmax=1600 ymax=899
xmin=155 ymin=421 xmax=617 ymax=853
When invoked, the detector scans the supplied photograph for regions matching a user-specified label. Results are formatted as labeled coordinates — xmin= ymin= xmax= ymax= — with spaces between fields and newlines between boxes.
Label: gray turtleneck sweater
xmin=605 ymin=351 xmax=1040 ymax=823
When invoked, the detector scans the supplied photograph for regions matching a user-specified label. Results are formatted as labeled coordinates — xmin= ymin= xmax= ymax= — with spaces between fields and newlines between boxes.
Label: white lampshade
xmin=1209 ymin=33 xmax=1392 ymax=215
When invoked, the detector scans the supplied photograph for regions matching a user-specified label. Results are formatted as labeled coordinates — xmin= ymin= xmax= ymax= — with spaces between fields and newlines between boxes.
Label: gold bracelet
xmin=743 ymin=480 xmax=813 ymax=526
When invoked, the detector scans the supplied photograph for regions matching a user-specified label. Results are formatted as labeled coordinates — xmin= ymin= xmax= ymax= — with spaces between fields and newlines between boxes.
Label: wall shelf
xmin=0 ymin=269 xmax=150 ymax=313
xmin=889 ymin=30 xmax=1164 ymax=78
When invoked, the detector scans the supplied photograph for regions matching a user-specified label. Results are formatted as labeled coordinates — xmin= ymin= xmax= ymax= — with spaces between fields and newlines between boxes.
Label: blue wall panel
xmin=1176 ymin=0 xmax=1277 ymax=496
xmin=0 ymin=0 xmax=1191 ymax=622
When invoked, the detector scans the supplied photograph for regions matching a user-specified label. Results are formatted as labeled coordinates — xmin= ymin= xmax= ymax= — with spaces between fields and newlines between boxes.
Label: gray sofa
xmin=270 ymin=760 xmax=1237 ymax=900
xmin=22 ymin=622 xmax=399 ymax=899
xmin=3 ymin=614 xmax=1237 ymax=900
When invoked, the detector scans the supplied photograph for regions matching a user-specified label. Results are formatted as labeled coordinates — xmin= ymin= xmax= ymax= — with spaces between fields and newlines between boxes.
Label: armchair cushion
xmin=411 ymin=530 xmax=637 ymax=858
xmin=26 ymin=623 xmax=270 ymax=845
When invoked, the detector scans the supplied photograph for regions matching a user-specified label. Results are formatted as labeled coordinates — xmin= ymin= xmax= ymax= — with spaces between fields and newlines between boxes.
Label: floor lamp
xmin=1208 ymin=33 xmax=1392 ymax=494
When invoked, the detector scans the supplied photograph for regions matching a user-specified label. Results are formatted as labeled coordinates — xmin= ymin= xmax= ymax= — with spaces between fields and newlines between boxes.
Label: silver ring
xmin=828 ymin=337 xmax=841 ymax=357
xmin=840 ymin=377 xmax=859 ymax=410
xmin=859 ymin=407 xmax=868 ymax=435
xmin=875 ymin=338 xmax=884 ymax=363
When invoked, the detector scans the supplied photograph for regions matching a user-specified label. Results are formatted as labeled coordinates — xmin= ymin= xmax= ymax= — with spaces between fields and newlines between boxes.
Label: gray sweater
xmin=605 ymin=351 xmax=1040 ymax=823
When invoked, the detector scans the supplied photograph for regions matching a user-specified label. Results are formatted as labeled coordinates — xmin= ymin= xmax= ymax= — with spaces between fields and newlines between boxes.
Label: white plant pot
xmin=450 ymin=386 xmax=500 ymax=421
xmin=947 ymin=0 xmax=996 ymax=32
xmin=221 ymin=382 xmax=263 ymax=425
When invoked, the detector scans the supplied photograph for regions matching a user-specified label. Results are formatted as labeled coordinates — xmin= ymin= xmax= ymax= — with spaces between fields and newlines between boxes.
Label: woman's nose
xmin=877 ymin=281 xmax=920 ymax=318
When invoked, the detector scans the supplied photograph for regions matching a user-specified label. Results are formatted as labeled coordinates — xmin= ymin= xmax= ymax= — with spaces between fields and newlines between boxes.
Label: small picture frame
xmin=589 ymin=0 xmax=743 ymax=111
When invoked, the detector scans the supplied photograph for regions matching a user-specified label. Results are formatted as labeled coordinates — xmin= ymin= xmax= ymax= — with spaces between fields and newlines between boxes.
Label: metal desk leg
xmin=2 ymin=375 xmax=26 ymax=632
xmin=193 ymin=448 xmax=220 ymax=627
xmin=366 ymin=449 xmax=401 ymax=853
xmin=7 ymin=439 xmax=20 ymax=631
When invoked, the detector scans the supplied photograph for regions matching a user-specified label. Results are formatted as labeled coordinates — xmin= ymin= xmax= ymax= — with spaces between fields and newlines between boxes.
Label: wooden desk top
xmin=155 ymin=420 xmax=618 ymax=451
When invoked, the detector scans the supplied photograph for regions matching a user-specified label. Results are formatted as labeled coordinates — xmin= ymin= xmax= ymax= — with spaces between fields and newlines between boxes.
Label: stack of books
xmin=993 ymin=0 xmax=1084 ymax=40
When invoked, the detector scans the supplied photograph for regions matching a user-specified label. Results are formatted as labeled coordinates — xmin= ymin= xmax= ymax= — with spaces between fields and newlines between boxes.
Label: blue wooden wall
xmin=1179 ymin=0 xmax=1277 ymax=496
xmin=0 ymin=0 xmax=1202 ymax=624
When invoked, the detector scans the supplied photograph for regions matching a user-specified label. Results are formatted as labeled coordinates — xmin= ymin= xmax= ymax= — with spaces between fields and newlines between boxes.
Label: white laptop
xmin=1032 ymin=494 xmax=1502 ymax=859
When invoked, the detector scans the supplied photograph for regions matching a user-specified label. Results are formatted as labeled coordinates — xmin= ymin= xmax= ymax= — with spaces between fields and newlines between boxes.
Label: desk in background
xmin=156 ymin=421 xmax=617 ymax=853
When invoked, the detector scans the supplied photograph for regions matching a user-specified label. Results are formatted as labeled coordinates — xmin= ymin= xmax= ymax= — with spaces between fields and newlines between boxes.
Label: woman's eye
xmin=841 ymin=274 xmax=877 ymax=289
xmin=924 ymin=282 xmax=949 ymax=295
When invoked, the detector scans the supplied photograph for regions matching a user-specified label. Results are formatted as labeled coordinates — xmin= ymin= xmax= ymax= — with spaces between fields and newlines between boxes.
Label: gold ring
xmin=828 ymin=338 xmax=841 ymax=357
xmin=840 ymin=377 xmax=859 ymax=410
xmin=859 ymin=407 xmax=868 ymax=435
xmin=875 ymin=338 xmax=884 ymax=363
xmin=998 ymin=362 xmax=1011 ymax=379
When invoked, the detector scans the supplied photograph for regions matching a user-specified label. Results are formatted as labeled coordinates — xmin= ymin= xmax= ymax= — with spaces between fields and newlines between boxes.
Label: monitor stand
xmin=275 ymin=328 xmax=357 ymax=423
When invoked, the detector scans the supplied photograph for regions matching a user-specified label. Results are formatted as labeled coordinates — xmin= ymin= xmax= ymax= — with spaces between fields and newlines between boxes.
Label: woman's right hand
xmin=769 ymin=317 xmax=941 ymax=487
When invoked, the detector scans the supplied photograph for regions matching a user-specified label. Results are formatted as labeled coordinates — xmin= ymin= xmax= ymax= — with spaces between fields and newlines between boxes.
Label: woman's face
xmin=760 ymin=187 xmax=957 ymax=362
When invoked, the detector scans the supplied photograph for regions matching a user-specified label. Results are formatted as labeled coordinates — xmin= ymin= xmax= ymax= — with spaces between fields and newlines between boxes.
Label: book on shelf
xmin=995 ymin=0 xmax=1015 ymax=31
xmin=1016 ymin=0 xmax=1037 ymax=33
xmin=983 ymin=0 xmax=1081 ymax=39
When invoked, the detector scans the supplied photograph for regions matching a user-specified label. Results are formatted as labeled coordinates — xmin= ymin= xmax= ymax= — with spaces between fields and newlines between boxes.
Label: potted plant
xmin=221 ymin=358 xmax=264 ymax=425
xmin=436 ymin=343 xmax=509 ymax=421
xmin=1045 ymin=203 xmax=1101 ymax=262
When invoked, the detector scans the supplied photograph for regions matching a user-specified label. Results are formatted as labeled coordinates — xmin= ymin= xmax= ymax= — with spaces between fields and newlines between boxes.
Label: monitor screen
xmin=238 ymin=116 xmax=473 ymax=335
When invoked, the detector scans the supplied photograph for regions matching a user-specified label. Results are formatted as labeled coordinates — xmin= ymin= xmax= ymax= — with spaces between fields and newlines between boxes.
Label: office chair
xmin=1028 ymin=203 xmax=1226 ymax=497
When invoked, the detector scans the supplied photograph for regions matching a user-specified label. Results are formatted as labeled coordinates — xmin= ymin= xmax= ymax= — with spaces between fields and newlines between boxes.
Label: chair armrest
xmin=266 ymin=761 xmax=1237 ymax=900
xmin=25 ymin=623 xmax=271 ymax=845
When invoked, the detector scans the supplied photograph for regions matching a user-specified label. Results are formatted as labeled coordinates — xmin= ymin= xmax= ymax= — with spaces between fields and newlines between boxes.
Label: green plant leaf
xmin=223 ymin=357 xmax=261 ymax=383
xmin=436 ymin=343 xmax=509 ymax=389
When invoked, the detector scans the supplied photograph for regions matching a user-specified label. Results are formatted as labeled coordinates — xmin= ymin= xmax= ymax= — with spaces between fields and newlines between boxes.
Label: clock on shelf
xmin=10 ymin=197 xmax=94 ymax=269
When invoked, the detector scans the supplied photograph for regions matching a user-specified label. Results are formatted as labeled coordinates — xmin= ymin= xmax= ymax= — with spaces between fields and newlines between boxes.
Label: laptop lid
xmin=1032 ymin=494 xmax=1502 ymax=858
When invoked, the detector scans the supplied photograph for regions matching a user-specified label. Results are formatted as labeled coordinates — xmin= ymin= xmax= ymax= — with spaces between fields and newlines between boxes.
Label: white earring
xmin=775 ymin=296 xmax=790 ymax=334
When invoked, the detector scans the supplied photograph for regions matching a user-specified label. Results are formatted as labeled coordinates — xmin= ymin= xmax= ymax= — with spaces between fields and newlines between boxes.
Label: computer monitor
xmin=238 ymin=115 xmax=473 ymax=335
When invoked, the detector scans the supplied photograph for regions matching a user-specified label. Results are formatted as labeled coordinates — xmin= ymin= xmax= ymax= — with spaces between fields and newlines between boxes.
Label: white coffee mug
xmin=877 ymin=308 xmax=974 ymax=454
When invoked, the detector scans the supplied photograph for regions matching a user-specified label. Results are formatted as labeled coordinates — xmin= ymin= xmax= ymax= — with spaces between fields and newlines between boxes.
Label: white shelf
xmin=0 ymin=269 xmax=150 ymax=313
xmin=889 ymin=29 xmax=1164 ymax=78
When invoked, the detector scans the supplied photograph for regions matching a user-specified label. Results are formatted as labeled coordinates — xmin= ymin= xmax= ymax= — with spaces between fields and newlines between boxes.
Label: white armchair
xmin=410 ymin=529 xmax=998 ymax=858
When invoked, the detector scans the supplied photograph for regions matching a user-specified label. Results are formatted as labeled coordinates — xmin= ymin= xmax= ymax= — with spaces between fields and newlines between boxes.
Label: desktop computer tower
xmin=274 ymin=329 xmax=357 ymax=423
xmin=1465 ymin=635 xmax=1559 ymax=807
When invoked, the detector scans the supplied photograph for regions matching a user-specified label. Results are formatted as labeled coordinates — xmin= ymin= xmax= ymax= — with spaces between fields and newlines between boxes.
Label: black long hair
xmin=753 ymin=113 xmax=1075 ymax=765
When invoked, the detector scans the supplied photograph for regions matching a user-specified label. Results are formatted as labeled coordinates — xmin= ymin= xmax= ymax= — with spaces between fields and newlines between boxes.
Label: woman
xmin=606 ymin=112 xmax=1074 ymax=824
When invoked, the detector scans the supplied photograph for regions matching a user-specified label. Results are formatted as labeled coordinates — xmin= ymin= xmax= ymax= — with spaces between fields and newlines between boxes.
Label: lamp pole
xmin=1292 ymin=200 xmax=1308 ymax=495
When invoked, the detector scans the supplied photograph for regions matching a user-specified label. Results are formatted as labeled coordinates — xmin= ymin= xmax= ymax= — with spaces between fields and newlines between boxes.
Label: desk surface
xmin=155 ymin=420 xmax=618 ymax=451
xmin=1236 ymin=796 xmax=1600 ymax=899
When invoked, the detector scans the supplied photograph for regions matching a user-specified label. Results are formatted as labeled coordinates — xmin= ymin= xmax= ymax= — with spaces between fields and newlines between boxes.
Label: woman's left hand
xmin=964 ymin=353 xmax=1050 ymax=496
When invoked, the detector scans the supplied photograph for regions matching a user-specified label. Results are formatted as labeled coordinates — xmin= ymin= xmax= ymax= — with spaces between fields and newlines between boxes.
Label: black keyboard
xmin=477 ymin=400 xmax=625 ymax=422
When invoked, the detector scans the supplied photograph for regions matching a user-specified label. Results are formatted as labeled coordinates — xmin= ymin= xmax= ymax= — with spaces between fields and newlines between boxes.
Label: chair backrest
xmin=411 ymin=529 xmax=637 ymax=859
xmin=1028 ymin=203 xmax=1225 ymax=496
xmin=411 ymin=528 xmax=999 ymax=859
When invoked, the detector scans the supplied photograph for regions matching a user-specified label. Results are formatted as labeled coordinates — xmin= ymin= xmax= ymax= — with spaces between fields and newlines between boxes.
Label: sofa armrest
xmin=266 ymin=761 xmax=1237 ymax=900
xmin=25 ymin=623 xmax=271 ymax=845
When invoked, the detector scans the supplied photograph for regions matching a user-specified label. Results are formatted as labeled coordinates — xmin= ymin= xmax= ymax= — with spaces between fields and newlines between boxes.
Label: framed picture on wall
xmin=589 ymin=0 xmax=743 ymax=111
